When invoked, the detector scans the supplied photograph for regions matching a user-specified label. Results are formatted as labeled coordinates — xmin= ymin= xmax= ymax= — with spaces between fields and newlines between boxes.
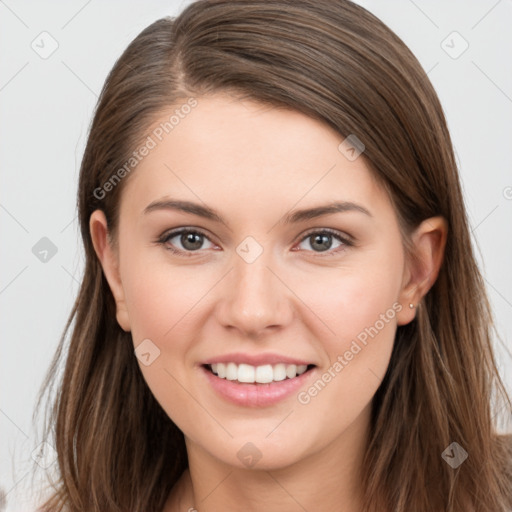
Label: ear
xmin=396 ymin=216 xmax=448 ymax=326
xmin=89 ymin=209 xmax=131 ymax=332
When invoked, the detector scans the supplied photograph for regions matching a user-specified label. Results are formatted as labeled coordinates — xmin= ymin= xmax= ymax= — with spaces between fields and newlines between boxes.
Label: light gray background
xmin=1 ymin=1 xmax=511 ymax=510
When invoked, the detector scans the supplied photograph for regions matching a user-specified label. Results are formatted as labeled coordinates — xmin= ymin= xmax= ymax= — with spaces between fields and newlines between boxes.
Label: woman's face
xmin=93 ymin=92 xmax=422 ymax=471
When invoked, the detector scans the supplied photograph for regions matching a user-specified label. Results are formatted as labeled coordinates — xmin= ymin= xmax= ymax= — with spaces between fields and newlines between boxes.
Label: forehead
xmin=118 ymin=93 xmax=390 ymax=223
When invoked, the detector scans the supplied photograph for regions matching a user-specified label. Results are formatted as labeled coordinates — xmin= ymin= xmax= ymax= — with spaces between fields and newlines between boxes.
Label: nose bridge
xmin=218 ymin=238 xmax=292 ymax=334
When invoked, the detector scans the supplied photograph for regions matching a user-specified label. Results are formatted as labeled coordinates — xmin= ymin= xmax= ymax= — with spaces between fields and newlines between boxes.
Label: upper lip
xmin=202 ymin=352 xmax=316 ymax=367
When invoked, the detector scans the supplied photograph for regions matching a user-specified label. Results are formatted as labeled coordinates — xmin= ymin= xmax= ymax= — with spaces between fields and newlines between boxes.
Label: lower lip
xmin=201 ymin=365 xmax=316 ymax=407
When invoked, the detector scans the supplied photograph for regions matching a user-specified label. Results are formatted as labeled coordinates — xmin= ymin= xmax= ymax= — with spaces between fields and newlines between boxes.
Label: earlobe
xmin=89 ymin=210 xmax=131 ymax=332
xmin=396 ymin=216 xmax=448 ymax=326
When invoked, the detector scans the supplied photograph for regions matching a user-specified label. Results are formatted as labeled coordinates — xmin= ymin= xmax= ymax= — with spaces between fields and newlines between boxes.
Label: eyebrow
xmin=143 ymin=198 xmax=372 ymax=228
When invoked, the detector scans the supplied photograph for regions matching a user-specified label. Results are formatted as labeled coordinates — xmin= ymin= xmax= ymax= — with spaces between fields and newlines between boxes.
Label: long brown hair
xmin=33 ymin=1 xmax=512 ymax=510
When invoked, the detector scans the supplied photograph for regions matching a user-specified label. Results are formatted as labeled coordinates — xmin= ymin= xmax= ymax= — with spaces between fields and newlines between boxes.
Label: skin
xmin=90 ymin=92 xmax=447 ymax=512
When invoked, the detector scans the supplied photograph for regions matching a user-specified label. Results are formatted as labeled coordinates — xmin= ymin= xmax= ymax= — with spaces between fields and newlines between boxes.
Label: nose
xmin=215 ymin=248 xmax=294 ymax=337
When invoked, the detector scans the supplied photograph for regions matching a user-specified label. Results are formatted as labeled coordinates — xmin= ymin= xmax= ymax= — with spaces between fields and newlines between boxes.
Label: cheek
xmin=291 ymin=250 xmax=403 ymax=347
xmin=292 ymin=270 xmax=400 ymax=442
xmin=124 ymin=277 xmax=177 ymax=343
xmin=289 ymin=247 xmax=402 ymax=398
xmin=121 ymin=251 xmax=207 ymax=342
xmin=120 ymin=259 xmax=211 ymax=430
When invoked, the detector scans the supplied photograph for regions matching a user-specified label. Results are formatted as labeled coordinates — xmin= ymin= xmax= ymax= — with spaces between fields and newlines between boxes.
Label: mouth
xmin=202 ymin=362 xmax=317 ymax=384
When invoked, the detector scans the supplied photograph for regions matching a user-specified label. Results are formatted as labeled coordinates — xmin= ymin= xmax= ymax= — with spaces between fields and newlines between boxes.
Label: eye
xmin=157 ymin=227 xmax=353 ymax=257
xmin=295 ymin=228 xmax=352 ymax=255
xmin=157 ymin=228 xmax=216 ymax=255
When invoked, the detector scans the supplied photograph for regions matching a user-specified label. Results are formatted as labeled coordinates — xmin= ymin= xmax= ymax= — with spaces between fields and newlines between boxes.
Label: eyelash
xmin=156 ymin=227 xmax=353 ymax=257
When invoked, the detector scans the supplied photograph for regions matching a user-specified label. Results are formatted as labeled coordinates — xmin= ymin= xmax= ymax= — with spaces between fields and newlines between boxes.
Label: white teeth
xmin=238 ymin=363 xmax=255 ymax=383
xmin=273 ymin=363 xmax=287 ymax=381
xmin=286 ymin=364 xmax=297 ymax=379
xmin=208 ymin=362 xmax=310 ymax=383
xmin=226 ymin=362 xmax=238 ymax=381
xmin=255 ymin=364 xmax=273 ymax=384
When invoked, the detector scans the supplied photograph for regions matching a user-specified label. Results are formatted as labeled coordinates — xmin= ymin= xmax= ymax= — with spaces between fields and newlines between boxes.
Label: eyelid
xmin=298 ymin=227 xmax=353 ymax=245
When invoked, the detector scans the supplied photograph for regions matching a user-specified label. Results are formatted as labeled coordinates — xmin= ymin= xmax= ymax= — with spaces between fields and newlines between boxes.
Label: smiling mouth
xmin=203 ymin=362 xmax=316 ymax=384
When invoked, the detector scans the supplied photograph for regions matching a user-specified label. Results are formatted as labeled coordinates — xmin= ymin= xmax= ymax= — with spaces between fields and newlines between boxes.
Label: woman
xmin=34 ymin=0 xmax=512 ymax=510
